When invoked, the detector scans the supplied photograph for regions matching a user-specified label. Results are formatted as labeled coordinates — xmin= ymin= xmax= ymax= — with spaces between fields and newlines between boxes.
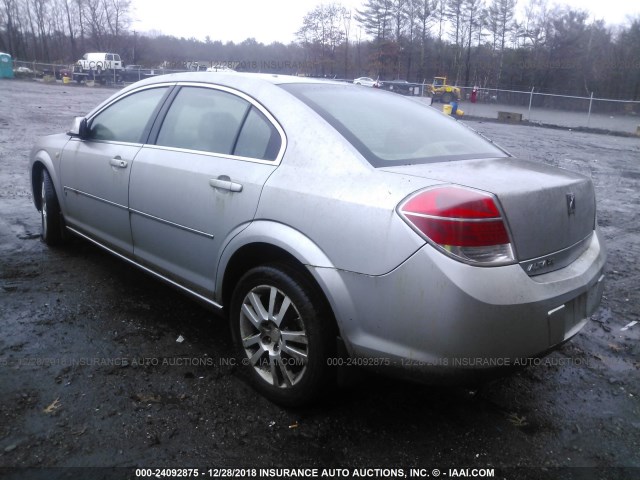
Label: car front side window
xmin=88 ymin=87 xmax=168 ymax=143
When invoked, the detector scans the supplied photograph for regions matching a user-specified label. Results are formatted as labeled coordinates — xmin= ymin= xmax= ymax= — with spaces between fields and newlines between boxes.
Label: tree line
xmin=1 ymin=0 xmax=639 ymax=99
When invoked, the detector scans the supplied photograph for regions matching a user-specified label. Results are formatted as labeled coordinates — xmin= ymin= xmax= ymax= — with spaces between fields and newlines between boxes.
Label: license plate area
xmin=586 ymin=273 xmax=606 ymax=316
xmin=547 ymin=273 xmax=605 ymax=345
xmin=564 ymin=292 xmax=587 ymax=337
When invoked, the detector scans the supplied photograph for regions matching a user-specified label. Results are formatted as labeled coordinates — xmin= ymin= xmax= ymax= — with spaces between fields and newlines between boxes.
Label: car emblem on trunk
xmin=566 ymin=193 xmax=576 ymax=215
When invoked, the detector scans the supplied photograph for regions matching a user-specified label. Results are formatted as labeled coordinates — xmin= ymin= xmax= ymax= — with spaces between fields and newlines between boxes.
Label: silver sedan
xmin=30 ymin=72 xmax=606 ymax=406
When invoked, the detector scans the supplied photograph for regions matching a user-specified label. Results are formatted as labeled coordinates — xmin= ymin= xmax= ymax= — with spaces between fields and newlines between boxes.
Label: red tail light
xmin=398 ymin=186 xmax=515 ymax=265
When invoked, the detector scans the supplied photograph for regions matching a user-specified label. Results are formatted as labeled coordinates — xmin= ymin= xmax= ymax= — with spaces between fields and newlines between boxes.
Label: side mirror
xmin=68 ymin=117 xmax=89 ymax=139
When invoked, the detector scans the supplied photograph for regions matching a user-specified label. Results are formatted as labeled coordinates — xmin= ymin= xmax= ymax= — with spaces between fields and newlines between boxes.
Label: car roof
xmin=134 ymin=71 xmax=346 ymax=88
xmin=89 ymin=71 xmax=354 ymax=121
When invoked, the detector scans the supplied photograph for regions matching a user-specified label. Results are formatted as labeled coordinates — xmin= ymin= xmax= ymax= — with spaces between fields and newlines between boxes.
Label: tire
xmin=230 ymin=263 xmax=335 ymax=407
xmin=441 ymin=92 xmax=452 ymax=104
xmin=40 ymin=169 xmax=64 ymax=246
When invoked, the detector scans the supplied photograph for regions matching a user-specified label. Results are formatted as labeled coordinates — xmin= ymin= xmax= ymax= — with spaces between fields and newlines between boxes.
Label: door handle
xmin=109 ymin=157 xmax=128 ymax=169
xmin=209 ymin=177 xmax=243 ymax=192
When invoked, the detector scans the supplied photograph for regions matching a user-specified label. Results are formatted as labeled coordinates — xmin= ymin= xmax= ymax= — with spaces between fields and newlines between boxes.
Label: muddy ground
xmin=0 ymin=80 xmax=639 ymax=479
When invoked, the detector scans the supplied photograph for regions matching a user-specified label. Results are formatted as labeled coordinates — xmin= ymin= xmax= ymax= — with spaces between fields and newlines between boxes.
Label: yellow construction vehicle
xmin=429 ymin=77 xmax=461 ymax=103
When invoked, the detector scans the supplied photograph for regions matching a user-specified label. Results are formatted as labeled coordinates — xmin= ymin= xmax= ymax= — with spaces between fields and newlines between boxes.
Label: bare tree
xmin=486 ymin=0 xmax=517 ymax=87
xmin=463 ymin=0 xmax=483 ymax=86
xmin=389 ymin=0 xmax=409 ymax=76
xmin=343 ymin=8 xmax=352 ymax=77
xmin=356 ymin=0 xmax=393 ymax=42
xmin=84 ymin=0 xmax=106 ymax=50
xmin=297 ymin=2 xmax=348 ymax=76
xmin=76 ymin=0 xmax=86 ymax=52
xmin=33 ymin=0 xmax=51 ymax=60
xmin=355 ymin=0 xmax=393 ymax=76
xmin=0 ymin=0 xmax=21 ymax=55
xmin=446 ymin=0 xmax=465 ymax=80
xmin=103 ymin=0 xmax=131 ymax=38
xmin=60 ymin=0 xmax=79 ymax=60
xmin=433 ymin=0 xmax=446 ymax=43
xmin=412 ymin=0 xmax=437 ymax=79
xmin=519 ymin=0 xmax=550 ymax=48
xmin=390 ymin=0 xmax=408 ymax=42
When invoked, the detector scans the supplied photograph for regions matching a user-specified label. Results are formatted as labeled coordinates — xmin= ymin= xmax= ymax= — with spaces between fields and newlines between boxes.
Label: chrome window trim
xmin=82 ymin=83 xmax=175 ymax=146
xmin=154 ymin=81 xmax=287 ymax=165
xmin=142 ymin=144 xmax=282 ymax=166
xmin=86 ymin=82 xmax=177 ymax=122
xmin=83 ymin=82 xmax=287 ymax=165
xmin=67 ymin=137 xmax=144 ymax=148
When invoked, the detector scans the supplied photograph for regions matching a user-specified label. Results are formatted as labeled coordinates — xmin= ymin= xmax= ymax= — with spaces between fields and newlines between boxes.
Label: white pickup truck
xmin=73 ymin=52 xmax=123 ymax=83
xmin=76 ymin=52 xmax=122 ymax=73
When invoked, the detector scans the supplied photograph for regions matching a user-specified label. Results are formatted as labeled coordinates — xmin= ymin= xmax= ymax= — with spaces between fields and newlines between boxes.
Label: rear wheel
xmin=40 ymin=169 xmax=64 ymax=246
xmin=441 ymin=92 xmax=453 ymax=103
xmin=230 ymin=264 xmax=335 ymax=406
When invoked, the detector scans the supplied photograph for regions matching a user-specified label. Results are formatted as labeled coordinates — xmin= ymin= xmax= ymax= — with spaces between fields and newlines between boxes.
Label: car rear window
xmin=281 ymin=83 xmax=507 ymax=167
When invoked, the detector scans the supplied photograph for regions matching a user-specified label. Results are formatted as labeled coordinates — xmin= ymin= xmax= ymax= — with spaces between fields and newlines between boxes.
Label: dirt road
xmin=1 ymin=80 xmax=639 ymax=479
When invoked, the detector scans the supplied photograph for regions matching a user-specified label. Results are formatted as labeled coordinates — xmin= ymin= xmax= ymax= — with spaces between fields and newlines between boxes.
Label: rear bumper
xmin=315 ymin=229 xmax=606 ymax=379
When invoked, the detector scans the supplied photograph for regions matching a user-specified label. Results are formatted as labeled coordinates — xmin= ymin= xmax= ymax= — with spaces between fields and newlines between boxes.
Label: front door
xmin=59 ymin=86 xmax=170 ymax=253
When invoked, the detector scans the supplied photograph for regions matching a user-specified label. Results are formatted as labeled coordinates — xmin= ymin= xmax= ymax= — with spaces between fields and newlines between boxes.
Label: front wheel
xmin=441 ymin=92 xmax=453 ymax=103
xmin=40 ymin=169 xmax=64 ymax=246
xmin=230 ymin=264 xmax=335 ymax=406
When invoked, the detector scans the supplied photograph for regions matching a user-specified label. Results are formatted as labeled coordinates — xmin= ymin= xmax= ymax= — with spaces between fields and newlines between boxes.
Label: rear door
xmin=129 ymin=84 xmax=284 ymax=296
xmin=60 ymin=85 xmax=170 ymax=253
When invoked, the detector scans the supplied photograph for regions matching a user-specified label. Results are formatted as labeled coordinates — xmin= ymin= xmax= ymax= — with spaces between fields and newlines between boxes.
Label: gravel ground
xmin=0 ymin=80 xmax=639 ymax=480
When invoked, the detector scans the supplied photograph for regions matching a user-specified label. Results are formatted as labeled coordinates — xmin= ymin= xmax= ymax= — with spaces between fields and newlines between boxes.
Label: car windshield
xmin=281 ymin=83 xmax=507 ymax=167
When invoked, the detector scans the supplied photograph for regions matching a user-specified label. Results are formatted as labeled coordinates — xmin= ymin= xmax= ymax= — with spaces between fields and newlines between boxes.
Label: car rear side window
xmin=234 ymin=107 xmax=281 ymax=161
xmin=281 ymin=83 xmax=507 ymax=167
xmin=156 ymin=87 xmax=249 ymax=155
xmin=88 ymin=87 xmax=168 ymax=143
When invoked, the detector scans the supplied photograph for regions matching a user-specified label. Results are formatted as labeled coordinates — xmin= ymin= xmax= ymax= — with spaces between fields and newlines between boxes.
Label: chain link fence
xmin=10 ymin=59 xmax=203 ymax=83
xmin=8 ymin=59 xmax=640 ymax=135
xmin=457 ymin=86 xmax=640 ymax=135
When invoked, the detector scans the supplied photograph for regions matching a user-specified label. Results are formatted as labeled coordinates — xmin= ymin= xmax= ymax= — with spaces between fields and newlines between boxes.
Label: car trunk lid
xmin=382 ymin=157 xmax=596 ymax=267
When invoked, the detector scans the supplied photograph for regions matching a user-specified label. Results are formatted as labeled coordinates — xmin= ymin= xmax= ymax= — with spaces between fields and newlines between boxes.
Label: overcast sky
xmin=130 ymin=0 xmax=640 ymax=45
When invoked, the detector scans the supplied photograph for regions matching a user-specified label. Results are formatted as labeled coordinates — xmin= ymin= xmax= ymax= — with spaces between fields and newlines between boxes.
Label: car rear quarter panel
xmin=245 ymin=85 xmax=441 ymax=276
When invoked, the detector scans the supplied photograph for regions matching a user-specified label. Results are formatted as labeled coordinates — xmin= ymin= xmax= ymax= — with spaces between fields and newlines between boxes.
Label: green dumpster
xmin=0 ymin=52 xmax=14 ymax=78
